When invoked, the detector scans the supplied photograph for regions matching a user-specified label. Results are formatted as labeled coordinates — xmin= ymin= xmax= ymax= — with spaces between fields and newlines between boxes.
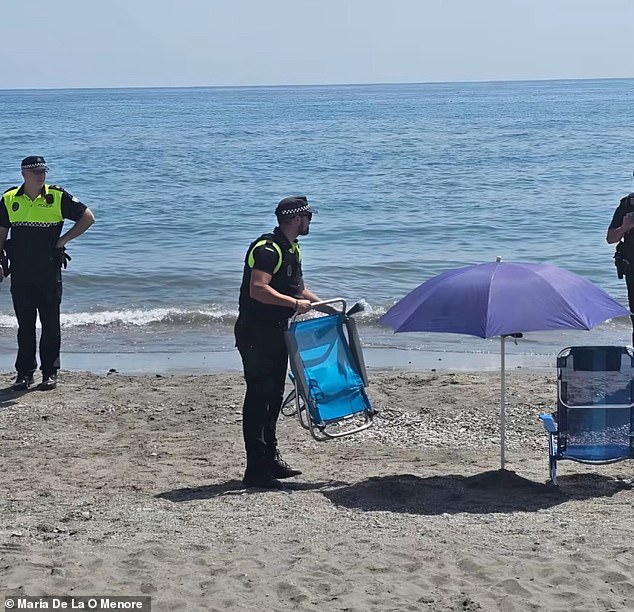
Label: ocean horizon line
xmin=2 ymin=75 xmax=633 ymax=93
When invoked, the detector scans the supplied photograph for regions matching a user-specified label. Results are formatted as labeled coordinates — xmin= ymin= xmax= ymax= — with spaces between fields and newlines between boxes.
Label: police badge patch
xmin=12 ymin=202 xmax=19 ymax=212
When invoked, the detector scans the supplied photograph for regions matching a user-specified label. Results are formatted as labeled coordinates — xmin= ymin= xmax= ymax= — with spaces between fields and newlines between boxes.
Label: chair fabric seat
xmin=306 ymin=382 xmax=368 ymax=423
xmin=561 ymin=444 xmax=632 ymax=462
xmin=284 ymin=304 xmax=374 ymax=440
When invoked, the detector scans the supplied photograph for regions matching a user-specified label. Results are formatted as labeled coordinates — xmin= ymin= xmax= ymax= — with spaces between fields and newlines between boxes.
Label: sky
xmin=1 ymin=0 xmax=633 ymax=89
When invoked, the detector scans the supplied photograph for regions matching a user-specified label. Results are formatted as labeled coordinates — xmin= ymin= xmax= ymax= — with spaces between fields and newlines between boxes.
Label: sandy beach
xmin=1 ymin=368 xmax=633 ymax=611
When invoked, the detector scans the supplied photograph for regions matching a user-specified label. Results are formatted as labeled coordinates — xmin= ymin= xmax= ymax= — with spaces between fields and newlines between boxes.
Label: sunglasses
xmin=28 ymin=169 xmax=48 ymax=175
xmin=298 ymin=212 xmax=313 ymax=220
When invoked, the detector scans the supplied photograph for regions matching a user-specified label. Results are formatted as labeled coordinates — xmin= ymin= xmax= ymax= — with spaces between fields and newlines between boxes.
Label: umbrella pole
xmin=500 ymin=336 xmax=506 ymax=470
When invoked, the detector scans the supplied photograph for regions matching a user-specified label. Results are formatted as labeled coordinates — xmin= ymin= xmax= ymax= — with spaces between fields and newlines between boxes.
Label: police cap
xmin=275 ymin=196 xmax=317 ymax=218
xmin=21 ymin=156 xmax=49 ymax=171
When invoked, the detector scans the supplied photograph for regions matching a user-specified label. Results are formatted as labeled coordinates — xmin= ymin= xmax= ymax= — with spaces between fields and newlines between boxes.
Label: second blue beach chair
xmin=539 ymin=345 xmax=634 ymax=484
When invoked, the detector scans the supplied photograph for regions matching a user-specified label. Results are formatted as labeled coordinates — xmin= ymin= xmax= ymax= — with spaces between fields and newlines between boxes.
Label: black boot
xmin=242 ymin=465 xmax=284 ymax=489
xmin=266 ymin=452 xmax=302 ymax=479
xmin=39 ymin=372 xmax=58 ymax=391
xmin=12 ymin=373 xmax=34 ymax=391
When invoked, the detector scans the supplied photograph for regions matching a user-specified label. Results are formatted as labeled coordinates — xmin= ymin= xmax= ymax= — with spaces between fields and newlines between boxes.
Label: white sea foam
xmin=0 ymin=300 xmax=391 ymax=330
xmin=0 ymin=307 xmax=238 ymax=329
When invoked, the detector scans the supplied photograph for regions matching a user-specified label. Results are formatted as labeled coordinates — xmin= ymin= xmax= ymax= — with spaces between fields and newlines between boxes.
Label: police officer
xmin=235 ymin=196 xmax=321 ymax=489
xmin=0 ymin=156 xmax=95 ymax=390
xmin=607 ymin=172 xmax=634 ymax=344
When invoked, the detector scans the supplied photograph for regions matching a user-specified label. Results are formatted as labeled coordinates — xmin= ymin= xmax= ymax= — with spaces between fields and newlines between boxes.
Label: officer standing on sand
xmin=0 ymin=156 xmax=95 ymax=390
xmin=607 ymin=170 xmax=634 ymax=345
xmin=235 ymin=196 xmax=322 ymax=489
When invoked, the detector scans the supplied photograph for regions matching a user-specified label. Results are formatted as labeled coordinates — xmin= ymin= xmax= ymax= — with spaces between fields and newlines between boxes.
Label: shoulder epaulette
xmin=3 ymin=186 xmax=18 ymax=195
xmin=48 ymin=184 xmax=64 ymax=191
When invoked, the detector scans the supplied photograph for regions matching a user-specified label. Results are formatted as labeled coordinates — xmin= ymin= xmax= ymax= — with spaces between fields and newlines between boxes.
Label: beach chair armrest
xmin=539 ymin=413 xmax=558 ymax=433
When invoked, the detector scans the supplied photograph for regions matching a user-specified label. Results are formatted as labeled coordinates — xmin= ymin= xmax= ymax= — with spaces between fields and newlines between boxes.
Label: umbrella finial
xmin=496 ymin=256 xmax=502 ymax=262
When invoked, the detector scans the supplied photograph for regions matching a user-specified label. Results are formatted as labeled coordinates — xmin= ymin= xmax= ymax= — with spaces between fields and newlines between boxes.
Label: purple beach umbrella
xmin=379 ymin=259 xmax=630 ymax=469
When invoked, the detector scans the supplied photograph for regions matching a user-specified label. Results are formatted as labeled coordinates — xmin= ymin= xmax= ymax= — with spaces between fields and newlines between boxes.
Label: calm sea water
xmin=0 ymin=79 xmax=633 ymax=364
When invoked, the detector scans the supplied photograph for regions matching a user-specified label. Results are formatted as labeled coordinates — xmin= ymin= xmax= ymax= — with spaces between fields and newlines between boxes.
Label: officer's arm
xmin=607 ymin=202 xmax=634 ymax=244
xmin=56 ymin=208 xmax=95 ymax=248
xmin=250 ymin=270 xmax=311 ymax=313
xmin=300 ymin=287 xmax=320 ymax=302
xmin=0 ymin=226 xmax=7 ymax=279
xmin=607 ymin=219 xmax=634 ymax=244
xmin=0 ymin=195 xmax=9 ymax=254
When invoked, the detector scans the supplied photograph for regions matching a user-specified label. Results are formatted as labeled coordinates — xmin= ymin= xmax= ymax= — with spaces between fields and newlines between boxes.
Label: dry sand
xmin=1 ymin=369 xmax=633 ymax=611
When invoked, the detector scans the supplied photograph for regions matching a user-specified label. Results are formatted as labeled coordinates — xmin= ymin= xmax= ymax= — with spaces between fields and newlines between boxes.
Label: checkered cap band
xmin=22 ymin=162 xmax=48 ymax=169
xmin=278 ymin=203 xmax=311 ymax=215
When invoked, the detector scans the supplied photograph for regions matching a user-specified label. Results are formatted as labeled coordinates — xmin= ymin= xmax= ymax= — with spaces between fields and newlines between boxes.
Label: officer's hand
xmin=624 ymin=213 xmax=634 ymax=232
xmin=295 ymin=299 xmax=312 ymax=314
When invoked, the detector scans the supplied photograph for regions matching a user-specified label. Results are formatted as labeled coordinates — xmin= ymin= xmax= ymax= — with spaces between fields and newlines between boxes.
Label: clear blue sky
xmin=2 ymin=0 xmax=633 ymax=89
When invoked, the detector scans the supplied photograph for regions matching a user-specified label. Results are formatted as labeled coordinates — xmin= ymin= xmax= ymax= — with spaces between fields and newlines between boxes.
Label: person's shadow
xmin=156 ymin=478 xmax=350 ymax=501
xmin=0 ymin=385 xmax=32 ymax=408
xmin=320 ymin=469 xmax=632 ymax=515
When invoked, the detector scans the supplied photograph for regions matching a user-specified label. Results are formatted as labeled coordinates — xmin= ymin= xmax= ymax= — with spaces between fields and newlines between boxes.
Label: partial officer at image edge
xmin=607 ymin=169 xmax=634 ymax=344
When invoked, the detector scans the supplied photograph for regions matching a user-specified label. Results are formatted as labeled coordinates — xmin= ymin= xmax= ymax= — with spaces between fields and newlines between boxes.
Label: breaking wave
xmin=0 ymin=300 xmax=389 ymax=329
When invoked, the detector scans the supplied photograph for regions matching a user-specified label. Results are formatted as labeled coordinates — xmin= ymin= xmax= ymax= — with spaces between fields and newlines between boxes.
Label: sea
xmin=0 ymin=79 xmax=633 ymax=373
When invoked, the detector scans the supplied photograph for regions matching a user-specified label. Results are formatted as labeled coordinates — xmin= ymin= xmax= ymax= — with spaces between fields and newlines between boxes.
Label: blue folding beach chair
xmin=539 ymin=346 xmax=634 ymax=485
xmin=282 ymin=299 xmax=374 ymax=440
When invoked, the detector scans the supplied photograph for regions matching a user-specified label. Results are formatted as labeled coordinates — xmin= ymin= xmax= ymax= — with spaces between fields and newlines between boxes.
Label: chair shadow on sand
xmin=156 ymin=479 xmax=350 ymax=502
xmin=321 ymin=469 xmax=633 ymax=516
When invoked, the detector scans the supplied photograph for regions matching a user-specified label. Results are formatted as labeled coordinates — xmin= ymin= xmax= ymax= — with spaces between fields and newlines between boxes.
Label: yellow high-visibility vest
xmin=2 ymin=185 xmax=64 ymax=227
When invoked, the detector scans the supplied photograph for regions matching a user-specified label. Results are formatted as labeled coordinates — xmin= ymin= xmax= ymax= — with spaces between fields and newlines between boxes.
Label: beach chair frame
xmin=283 ymin=298 xmax=374 ymax=441
xmin=539 ymin=346 xmax=634 ymax=485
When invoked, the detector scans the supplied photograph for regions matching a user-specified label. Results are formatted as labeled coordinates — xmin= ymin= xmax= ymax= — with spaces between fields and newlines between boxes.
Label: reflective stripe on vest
xmin=247 ymin=239 xmax=284 ymax=275
xmin=290 ymin=241 xmax=302 ymax=263
xmin=3 ymin=185 xmax=64 ymax=227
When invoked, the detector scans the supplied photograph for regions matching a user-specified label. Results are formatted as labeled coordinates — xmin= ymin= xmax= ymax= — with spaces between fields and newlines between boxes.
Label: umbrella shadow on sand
xmin=322 ymin=470 xmax=632 ymax=515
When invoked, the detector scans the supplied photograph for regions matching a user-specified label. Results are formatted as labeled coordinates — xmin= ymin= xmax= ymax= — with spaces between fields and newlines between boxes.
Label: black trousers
xmin=626 ymin=273 xmax=634 ymax=345
xmin=10 ymin=275 xmax=62 ymax=377
xmin=234 ymin=317 xmax=288 ymax=466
